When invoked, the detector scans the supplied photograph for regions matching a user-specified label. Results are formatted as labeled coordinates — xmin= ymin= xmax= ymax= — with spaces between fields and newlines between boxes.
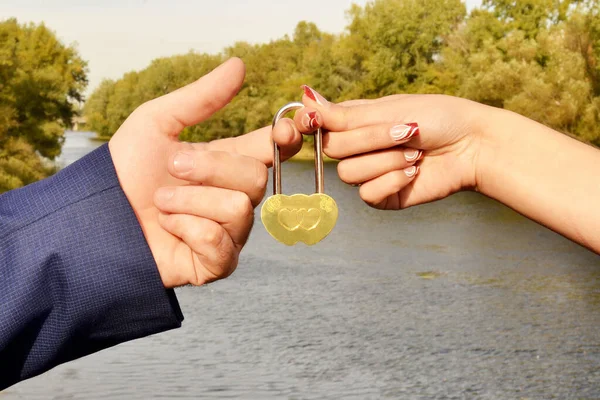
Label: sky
xmin=2 ymin=0 xmax=483 ymax=96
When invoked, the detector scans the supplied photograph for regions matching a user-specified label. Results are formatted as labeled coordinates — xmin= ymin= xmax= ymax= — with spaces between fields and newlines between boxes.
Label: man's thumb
xmin=143 ymin=57 xmax=246 ymax=137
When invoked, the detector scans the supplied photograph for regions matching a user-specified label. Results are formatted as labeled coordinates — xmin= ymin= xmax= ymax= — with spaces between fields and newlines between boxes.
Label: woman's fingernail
xmin=156 ymin=187 xmax=175 ymax=203
xmin=302 ymin=85 xmax=328 ymax=106
xmin=302 ymin=111 xmax=321 ymax=130
xmin=390 ymin=123 xmax=420 ymax=141
xmin=173 ymin=152 xmax=195 ymax=173
xmin=404 ymin=149 xmax=422 ymax=163
xmin=404 ymin=165 xmax=420 ymax=178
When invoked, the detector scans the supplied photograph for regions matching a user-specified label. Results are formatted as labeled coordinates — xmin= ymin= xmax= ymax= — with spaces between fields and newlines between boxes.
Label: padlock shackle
xmin=272 ymin=102 xmax=324 ymax=195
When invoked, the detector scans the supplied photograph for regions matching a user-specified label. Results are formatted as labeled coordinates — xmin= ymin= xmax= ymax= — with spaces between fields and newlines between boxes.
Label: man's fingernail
xmin=404 ymin=149 xmax=422 ymax=163
xmin=302 ymin=85 xmax=329 ymax=106
xmin=390 ymin=123 xmax=420 ymax=141
xmin=173 ymin=152 xmax=195 ymax=173
xmin=302 ymin=111 xmax=321 ymax=130
xmin=156 ymin=187 xmax=175 ymax=202
xmin=404 ymin=165 xmax=420 ymax=178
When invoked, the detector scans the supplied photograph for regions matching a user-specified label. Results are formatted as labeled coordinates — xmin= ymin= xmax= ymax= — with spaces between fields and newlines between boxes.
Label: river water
xmin=5 ymin=131 xmax=600 ymax=399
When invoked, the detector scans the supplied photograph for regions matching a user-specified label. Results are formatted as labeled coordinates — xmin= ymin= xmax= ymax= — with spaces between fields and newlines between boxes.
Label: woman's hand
xmin=299 ymin=86 xmax=488 ymax=209
xmin=299 ymin=85 xmax=600 ymax=254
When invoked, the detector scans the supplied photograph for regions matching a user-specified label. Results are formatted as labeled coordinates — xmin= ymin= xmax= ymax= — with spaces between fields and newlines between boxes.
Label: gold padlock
xmin=261 ymin=102 xmax=339 ymax=246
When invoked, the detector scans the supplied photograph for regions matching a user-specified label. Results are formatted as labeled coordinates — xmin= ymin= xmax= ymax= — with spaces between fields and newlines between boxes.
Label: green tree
xmin=84 ymin=79 xmax=115 ymax=138
xmin=84 ymin=0 xmax=600 ymax=149
xmin=0 ymin=18 xmax=87 ymax=192
xmin=0 ymin=138 xmax=57 ymax=192
xmin=436 ymin=0 xmax=600 ymax=145
xmin=482 ymin=0 xmax=578 ymax=37
xmin=564 ymin=2 xmax=600 ymax=143
xmin=333 ymin=0 xmax=466 ymax=98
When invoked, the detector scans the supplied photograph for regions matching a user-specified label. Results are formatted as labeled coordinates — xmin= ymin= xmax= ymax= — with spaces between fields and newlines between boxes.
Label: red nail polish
xmin=404 ymin=149 xmax=422 ymax=162
xmin=404 ymin=165 xmax=420 ymax=178
xmin=390 ymin=123 xmax=420 ymax=141
xmin=301 ymin=85 xmax=328 ymax=106
xmin=303 ymin=111 xmax=320 ymax=130
xmin=308 ymin=111 xmax=319 ymax=129
xmin=406 ymin=122 xmax=420 ymax=136
xmin=302 ymin=85 xmax=317 ymax=102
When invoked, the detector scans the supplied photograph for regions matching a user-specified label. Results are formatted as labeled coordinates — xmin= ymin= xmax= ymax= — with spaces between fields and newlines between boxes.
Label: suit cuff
xmin=68 ymin=144 xmax=184 ymax=346
xmin=0 ymin=143 xmax=185 ymax=387
xmin=33 ymin=143 xmax=184 ymax=359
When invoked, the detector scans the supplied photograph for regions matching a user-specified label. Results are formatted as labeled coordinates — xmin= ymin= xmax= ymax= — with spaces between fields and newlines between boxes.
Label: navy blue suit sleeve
xmin=0 ymin=144 xmax=184 ymax=390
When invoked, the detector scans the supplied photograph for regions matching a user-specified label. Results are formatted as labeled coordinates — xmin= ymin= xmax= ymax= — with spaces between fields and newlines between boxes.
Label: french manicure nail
xmin=302 ymin=85 xmax=329 ymax=106
xmin=303 ymin=111 xmax=321 ymax=130
xmin=173 ymin=152 xmax=195 ymax=173
xmin=156 ymin=187 xmax=175 ymax=202
xmin=404 ymin=166 xmax=420 ymax=178
xmin=404 ymin=149 xmax=422 ymax=163
xmin=390 ymin=123 xmax=420 ymax=141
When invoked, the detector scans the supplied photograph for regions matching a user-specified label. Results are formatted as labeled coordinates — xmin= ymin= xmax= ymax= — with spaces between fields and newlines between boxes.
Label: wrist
xmin=472 ymin=105 xmax=520 ymax=197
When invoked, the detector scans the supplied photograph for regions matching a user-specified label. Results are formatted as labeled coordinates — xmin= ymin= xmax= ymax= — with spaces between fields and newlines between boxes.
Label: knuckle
xmin=185 ymin=223 xmax=205 ymax=248
xmin=215 ymin=239 xmax=234 ymax=267
xmin=211 ymin=237 xmax=236 ymax=279
xmin=385 ymin=171 xmax=404 ymax=193
xmin=231 ymin=192 xmax=253 ymax=219
xmin=166 ymin=214 xmax=182 ymax=233
xmin=338 ymin=105 xmax=351 ymax=131
xmin=390 ymin=171 xmax=406 ymax=191
xmin=254 ymin=161 xmax=268 ymax=193
xmin=203 ymin=224 xmax=226 ymax=248
xmin=223 ymin=253 xmax=240 ymax=279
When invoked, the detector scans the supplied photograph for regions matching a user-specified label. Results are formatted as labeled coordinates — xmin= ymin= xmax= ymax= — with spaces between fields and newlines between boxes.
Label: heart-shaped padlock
xmin=261 ymin=102 xmax=339 ymax=245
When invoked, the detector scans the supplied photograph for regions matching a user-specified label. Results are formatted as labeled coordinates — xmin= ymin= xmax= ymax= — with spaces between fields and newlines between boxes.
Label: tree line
xmin=1 ymin=0 xmax=599 ymax=192
xmin=0 ymin=18 xmax=87 ymax=192
xmin=85 ymin=0 xmax=600 ymax=146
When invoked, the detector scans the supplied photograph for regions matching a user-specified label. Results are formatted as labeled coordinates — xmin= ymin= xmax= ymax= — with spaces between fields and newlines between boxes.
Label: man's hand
xmin=108 ymin=58 xmax=316 ymax=288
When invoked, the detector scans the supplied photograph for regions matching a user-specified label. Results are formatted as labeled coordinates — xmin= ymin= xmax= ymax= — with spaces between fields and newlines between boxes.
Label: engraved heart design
xmin=277 ymin=208 xmax=322 ymax=231
xmin=261 ymin=194 xmax=338 ymax=246
xmin=278 ymin=208 xmax=302 ymax=231
xmin=300 ymin=208 xmax=321 ymax=230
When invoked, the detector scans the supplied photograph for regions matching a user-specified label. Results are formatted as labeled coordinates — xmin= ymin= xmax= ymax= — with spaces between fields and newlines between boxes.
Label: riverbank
xmin=90 ymin=135 xmax=111 ymax=142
